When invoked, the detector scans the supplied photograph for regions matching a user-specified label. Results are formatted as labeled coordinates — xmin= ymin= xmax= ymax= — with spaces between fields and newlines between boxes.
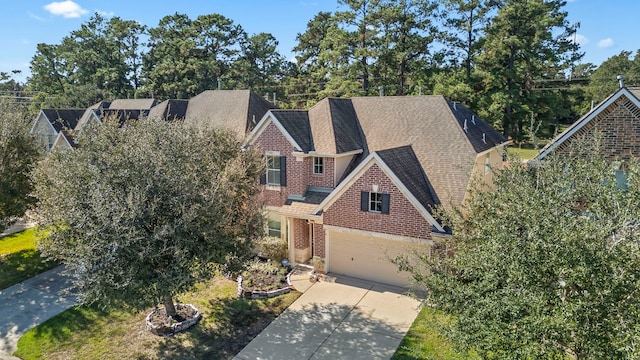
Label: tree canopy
xmin=32 ymin=118 xmax=264 ymax=315
xmin=0 ymin=100 xmax=41 ymax=231
xmin=402 ymin=136 xmax=640 ymax=359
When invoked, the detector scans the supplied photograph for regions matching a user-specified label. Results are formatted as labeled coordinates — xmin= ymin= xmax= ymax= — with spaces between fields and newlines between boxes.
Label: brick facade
xmin=312 ymin=223 xmax=325 ymax=258
xmin=323 ymin=164 xmax=433 ymax=240
xmin=309 ymin=157 xmax=336 ymax=188
xmin=292 ymin=218 xmax=310 ymax=250
xmin=557 ymin=95 xmax=640 ymax=162
xmin=253 ymin=121 xmax=307 ymax=207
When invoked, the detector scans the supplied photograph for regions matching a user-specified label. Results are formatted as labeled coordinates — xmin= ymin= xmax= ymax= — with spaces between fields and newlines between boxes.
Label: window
xmin=360 ymin=191 xmax=390 ymax=214
xmin=369 ymin=192 xmax=382 ymax=212
xmin=266 ymin=155 xmax=280 ymax=185
xmin=313 ymin=157 xmax=324 ymax=174
xmin=267 ymin=217 xmax=281 ymax=237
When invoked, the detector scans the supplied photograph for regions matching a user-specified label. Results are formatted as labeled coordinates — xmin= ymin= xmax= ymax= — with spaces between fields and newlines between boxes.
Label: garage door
xmin=328 ymin=230 xmax=425 ymax=287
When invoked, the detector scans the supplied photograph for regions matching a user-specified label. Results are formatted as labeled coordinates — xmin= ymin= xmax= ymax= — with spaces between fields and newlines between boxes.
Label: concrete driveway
xmin=0 ymin=266 xmax=76 ymax=359
xmin=234 ymin=275 xmax=422 ymax=360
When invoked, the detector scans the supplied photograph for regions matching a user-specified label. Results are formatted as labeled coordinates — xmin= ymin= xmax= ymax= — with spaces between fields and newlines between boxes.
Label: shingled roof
xmin=308 ymin=98 xmax=367 ymax=154
xmin=184 ymin=90 xmax=276 ymax=138
xmin=40 ymin=109 xmax=85 ymax=132
xmin=349 ymin=95 xmax=506 ymax=207
xmin=147 ymin=99 xmax=189 ymax=121
xmin=271 ymin=110 xmax=313 ymax=152
xmin=377 ymin=145 xmax=440 ymax=211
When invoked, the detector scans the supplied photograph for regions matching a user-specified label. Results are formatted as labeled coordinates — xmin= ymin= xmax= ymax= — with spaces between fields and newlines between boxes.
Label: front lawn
xmin=14 ymin=276 xmax=300 ymax=360
xmin=0 ymin=228 xmax=58 ymax=290
xmin=392 ymin=306 xmax=479 ymax=360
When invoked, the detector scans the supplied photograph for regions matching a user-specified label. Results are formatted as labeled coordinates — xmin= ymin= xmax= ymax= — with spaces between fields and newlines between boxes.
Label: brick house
xmin=536 ymin=86 xmax=640 ymax=166
xmin=245 ymin=96 xmax=507 ymax=286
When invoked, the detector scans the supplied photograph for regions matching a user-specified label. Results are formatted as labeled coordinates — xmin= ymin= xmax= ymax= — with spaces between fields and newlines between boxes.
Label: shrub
xmin=253 ymin=236 xmax=288 ymax=262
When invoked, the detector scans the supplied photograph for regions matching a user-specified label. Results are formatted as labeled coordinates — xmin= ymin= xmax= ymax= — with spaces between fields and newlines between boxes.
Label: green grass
xmin=392 ymin=306 xmax=479 ymax=360
xmin=508 ymin=147 xmax=541 ymax=161
xmin=14 ymin=276 xmax=301 ymax=360
xmin=0 ymin=228 xmax=58 ymax=290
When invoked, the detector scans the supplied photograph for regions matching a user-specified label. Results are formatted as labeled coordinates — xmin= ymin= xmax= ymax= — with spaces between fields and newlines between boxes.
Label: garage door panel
xmin=328 ymin=231 xmax=424 ymax=287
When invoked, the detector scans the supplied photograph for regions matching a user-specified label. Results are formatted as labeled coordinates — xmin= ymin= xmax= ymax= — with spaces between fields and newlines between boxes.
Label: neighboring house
xmin=30 ymin=109 xmax=85 ymax=151
xmin=245 ymin=96 xmax=508 ymax=287
xmin=536 ymin=86 xmax=640 ymax=164
xmin=181 ymin=90 xmax=276 ymax=138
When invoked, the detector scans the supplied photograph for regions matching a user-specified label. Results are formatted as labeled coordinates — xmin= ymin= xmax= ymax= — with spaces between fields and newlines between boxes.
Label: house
xmin=180 ymin=90 xmax=276 ymax=138
xmin=30 ymin=109 xmax=85 ymax=151
xmin=536 ymin=86 xmax=640 ymax=164
xmin=245 ymin=96 xmax=508 ymax=287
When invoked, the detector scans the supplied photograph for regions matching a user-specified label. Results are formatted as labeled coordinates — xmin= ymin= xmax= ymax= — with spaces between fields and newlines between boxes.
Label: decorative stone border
xmin=237 ymin=275 xmax=291 ymax=299
xmin=146 ymin=303 xmax=202 ymax=336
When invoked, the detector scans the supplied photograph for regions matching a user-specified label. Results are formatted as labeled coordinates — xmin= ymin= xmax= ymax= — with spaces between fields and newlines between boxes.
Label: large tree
xmin=584 ymin=50 xmax=640 ymax=107
xmin=143 ymin=13 xmax=244 ymax=99
xmin=474 ymin=0 xmax=581 ymax=140
xmin=32 ymin=118 xmax=264 ymax=317
xmin=28 ymin=13 xmax=146 ymax=105
xmin=0 ymin=101 xmax=41 ymax=231
xmin=402 ymin=136 xmax=640 ymax=359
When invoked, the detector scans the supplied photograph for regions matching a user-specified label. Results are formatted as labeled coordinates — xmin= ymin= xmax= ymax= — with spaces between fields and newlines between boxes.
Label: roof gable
xmin=536 ymin=87 xmax=640 ymax=160
xmin=270 ymin=110 xmax=313 ymax=152
xmin=40 ymin=109 xmax=85 ymax=132
xmin=245 ymin=111 xmax=304 ymax=150
xmin=315 ymin=148 xmax=444 ymax=232
xmin=349 ymin=95 xmax=506 ymax=207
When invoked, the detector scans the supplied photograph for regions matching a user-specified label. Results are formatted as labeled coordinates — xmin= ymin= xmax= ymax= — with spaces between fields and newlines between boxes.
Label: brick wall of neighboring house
xmin=309 ymin=157 xmax=336 ymax=188
xmin=557 ymin=95 xmax=640 ymax=162
xmin=293 ymin=218 xmax=310 ymax=250
xmin=323 ymin=164 xmax=433 ymax=240
xmin=312 ymin=223 xmax=325 ymax=258
xmin=253 ymin=121 xmax=308 ymax=207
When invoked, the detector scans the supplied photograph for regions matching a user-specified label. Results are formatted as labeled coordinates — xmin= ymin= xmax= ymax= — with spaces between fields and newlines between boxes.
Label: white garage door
xmin=328 ymin=230 xmax=426 ymax=287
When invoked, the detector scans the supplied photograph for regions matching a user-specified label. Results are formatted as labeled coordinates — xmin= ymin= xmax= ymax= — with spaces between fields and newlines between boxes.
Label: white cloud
xmin=597 ymin=38 xmax=614 ymax=48
xmin=566 ymin=33 xmax=588 ymax=45
xmin=28 ymin=12 xmax=45 ymax=21
xmin=97 ymin=10 xmax=115 ymax=17
xmin=44 ymin=1 xmax=88 ymax=18
xmin=574 ymin=34 xmax=589 ymax=45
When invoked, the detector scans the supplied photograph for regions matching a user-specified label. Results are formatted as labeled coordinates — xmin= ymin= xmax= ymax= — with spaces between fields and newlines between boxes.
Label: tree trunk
xmin=164 ymin=294 xmax=177 ymax=318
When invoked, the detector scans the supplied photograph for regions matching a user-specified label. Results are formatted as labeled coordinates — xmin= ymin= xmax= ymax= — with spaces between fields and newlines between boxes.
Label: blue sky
xmin=0 ymin=0 xmax=635 ymax=83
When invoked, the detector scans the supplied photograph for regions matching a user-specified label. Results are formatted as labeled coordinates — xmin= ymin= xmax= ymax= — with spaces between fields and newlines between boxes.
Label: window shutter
xmin=361 ymin=191 xmax=369 ymax=211
xmin=279 ymin=156 xmax=287 ymax=186
xmin=259 ymin=174 xmax=266 ymax=184
xmin=381 ymin=193 xmax=390 ymax=214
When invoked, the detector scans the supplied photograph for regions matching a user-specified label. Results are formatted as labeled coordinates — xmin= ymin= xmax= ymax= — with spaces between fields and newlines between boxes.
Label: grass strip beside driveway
xmin=15 ymin=276 xmax=300 ymax=360
xmin=392 ymin=306 xmax=479 ymax=360
xmin=0 ymin=228 xmax=59 ymax=290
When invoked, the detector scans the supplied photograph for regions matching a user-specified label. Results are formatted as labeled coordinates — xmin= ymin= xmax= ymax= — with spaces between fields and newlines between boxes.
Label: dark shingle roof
xmin=41 ymin=109 xmax=85 ymax=132
xmin=271 ymin=110 xmax=313 ymax=152
xmin=147 ymin=99 xmax=189 ymax=121
xmin=447 ymin=100 xmax=507 ymax=153
xmin=377 ymin=145 xmax=440 ymax=210
xmin=96 ymin=109 xmax=149 ymax=124
xmin=328 ymin=98 xmax=367 ymax=153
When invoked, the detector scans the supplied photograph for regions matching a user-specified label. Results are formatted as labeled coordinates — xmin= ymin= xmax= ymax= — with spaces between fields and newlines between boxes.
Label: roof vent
xmin=617 ymin=74 xmax=625 ymax=88
xmin=378 ymin=86 xmax=384 ymax=97
xmin=463 ymin=119 xmax=468 ymax=132
xmin=453 ymin=101 xmax=458 ymax=110
xmin=472 ymin=115 xmax=476 ymax=125
xmin=482 ymin=133 xmax=487 ymax=144
xmin=252 ymin=114 xmax=256 ymax=124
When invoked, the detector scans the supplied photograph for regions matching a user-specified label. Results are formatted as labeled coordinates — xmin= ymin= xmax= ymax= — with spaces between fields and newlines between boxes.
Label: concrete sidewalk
xmin=0 ymin=266 xmax=77 ymax=359
xmin=234 ymin=275 xmax=421 ymax=360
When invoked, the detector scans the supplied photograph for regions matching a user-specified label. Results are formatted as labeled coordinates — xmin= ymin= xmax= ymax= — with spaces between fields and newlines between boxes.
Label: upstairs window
xmin=267 ymin=155 xmax=280 ymax=185
xmin=361 ymin=191 xmax=390 ymax=214
xmin=313 ymin=157 xmax=324 ymax=174
xmin=261 ymin=155 xmax=287 ymax=186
